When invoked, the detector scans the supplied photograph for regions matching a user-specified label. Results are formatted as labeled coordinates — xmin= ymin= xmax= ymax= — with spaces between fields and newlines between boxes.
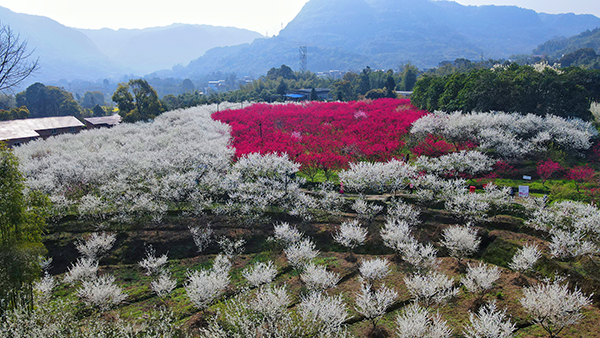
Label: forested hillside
xmin=179 ymin=0 xmax=600 ymax=76
xmin=533 ymin=27 xmax=600 ymax=59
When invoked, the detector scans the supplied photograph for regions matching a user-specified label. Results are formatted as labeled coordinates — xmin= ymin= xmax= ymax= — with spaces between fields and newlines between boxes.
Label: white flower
xmin=359 ymin=257 xmax=390 ymax=283
xmin=64 ymin=257 xmax=99 ymax=285
xmin=138 ymin=246 xmax=168 ymax=276
xmin=77 ymin=275 xmax=127 ymax=311
xmin=189 ymin=225 xmax=213 ymax=253
xmin=243 ymin=261 xmax=277 ymax=287
xmin=300 ymin=263 xmax=341 ymax=292
xmin=273 ymin=222 xmax=303 ymax=245
xmin=333 ymin=220 xmax=367 ymax=250
xmin=75 ymin=232 xmax=116 ymax=261
xmin=284 ymin=238 xmax=319 ymax=269
xmin=404 ymin=271 xmax=459 ymax=306
xmin=441 ymin=224 xmax=480 ymax=261
xmin=355 ymin=283 xmax=397 ymax=325
xmin=509 ymin=243 xmax=541 ymax=273
xmin=461 ymin=262 xmax=501 ymax=296
xmin=521 ymin=279 xmax=592 ymax=338
xmin=150 ymin=272 xmax=177 ymax=298
xmin=463 ymin=301 xmax=515 ymax=338
xmin=298 ymin=292 xmax=349 ymax=332
xmin=396 ymin=303 xmax=452 ymax=338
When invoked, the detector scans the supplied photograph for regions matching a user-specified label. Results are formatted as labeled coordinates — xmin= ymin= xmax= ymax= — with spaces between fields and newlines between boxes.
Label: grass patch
xmin=480 ymin=237 xmax=520 ymax=268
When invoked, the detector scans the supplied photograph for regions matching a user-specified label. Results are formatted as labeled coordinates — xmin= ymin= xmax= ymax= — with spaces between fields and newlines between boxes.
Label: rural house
xmin=0 ymin=116 xmax=85 ymax=147
xmin=84 ymin=114 xmax=122 ymax=129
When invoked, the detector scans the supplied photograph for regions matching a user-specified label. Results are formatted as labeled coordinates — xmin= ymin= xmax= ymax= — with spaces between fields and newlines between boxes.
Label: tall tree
xmin=112 ymin=79 xmax=164 ymax=123
xmin=81 ymin=91 xmax=105 ymax=109
xmin=0 ymin=144 xmax=49 ymax=313
xmin=0 ymin=23 xmax=38 ymax=92
xmin=358 ymin=66 xmax=372 ymax=95
xmin=384 ymin=75 xmax=397 ymax=98
xmin=15 ymin=83 xmax=82 ymax=118
xmin=399 ymin=63 xmax=419 ymax=91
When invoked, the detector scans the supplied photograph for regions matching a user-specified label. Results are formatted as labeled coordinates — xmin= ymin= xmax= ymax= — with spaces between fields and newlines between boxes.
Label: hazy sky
xmin=0 ymin=0 xmax=599 ymax=35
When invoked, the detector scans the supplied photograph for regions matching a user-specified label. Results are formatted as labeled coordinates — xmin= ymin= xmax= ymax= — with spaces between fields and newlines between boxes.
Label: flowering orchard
xmin=212 ymin=99 xmax=427 ymax=173
xmin=5 ymin=101 xmax=600 ymax=337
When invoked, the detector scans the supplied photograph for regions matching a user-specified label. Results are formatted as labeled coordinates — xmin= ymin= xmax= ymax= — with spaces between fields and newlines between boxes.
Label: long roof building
xmin=0 ymin=116 xmax=85 ymax=147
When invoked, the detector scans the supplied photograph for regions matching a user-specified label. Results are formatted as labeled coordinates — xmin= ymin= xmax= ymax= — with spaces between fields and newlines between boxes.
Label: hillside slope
xmin=180 ymin=0 xmax=600 ymax=76
xmin=0 ymin=6 xmax=123 ymax=88
xmin=79 ymin=24 xmax=263 ymax=75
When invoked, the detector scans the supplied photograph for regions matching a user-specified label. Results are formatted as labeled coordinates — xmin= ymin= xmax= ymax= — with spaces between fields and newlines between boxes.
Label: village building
xmin=84 ymin=114 xmax=122 ymax=129
xmin=0 ymin=116 xmax=85 ymax=147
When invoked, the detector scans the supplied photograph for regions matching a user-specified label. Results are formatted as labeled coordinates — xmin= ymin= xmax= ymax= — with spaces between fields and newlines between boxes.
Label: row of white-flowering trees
xmin=7 ymin=203 xmax=592 ymax=338
xmin=4 ymin=103 xmax=597 ymax=337
xmin=14 ymin=104 xmax=348 ymax=225
xmin=410 ymin=111 xmax=598 ymax=159
xmin=15 ymin=104 xmax=236 ymax=223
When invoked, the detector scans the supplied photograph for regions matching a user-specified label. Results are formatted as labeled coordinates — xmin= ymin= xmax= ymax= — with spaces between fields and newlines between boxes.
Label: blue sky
xmin=0 ymin=0 xmax=598 ymax=35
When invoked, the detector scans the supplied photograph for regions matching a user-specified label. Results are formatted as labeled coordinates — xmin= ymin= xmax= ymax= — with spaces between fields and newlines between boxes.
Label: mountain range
xmin=176 ymin=0 xmax=600 ymax=77
xmin=0 ymin=6 xmax=262 ymax=88
xmin=533 ymin=27 xmax=600 ymax=58
xmin=2 ymin=0 xmax=600 ymax=86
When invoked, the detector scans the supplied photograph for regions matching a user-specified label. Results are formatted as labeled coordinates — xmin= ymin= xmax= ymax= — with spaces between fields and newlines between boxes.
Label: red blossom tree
xmin=566 ymin=165 xmax=596 ymax=192
xmin=537 ymin=160 xmax=563 ymax=186
xmin=212 ymin=99 xmax=427 ymax=177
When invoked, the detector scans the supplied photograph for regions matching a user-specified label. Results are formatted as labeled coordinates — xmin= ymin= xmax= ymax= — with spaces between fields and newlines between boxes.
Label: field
xmin=4 ymin=101 xmax=600 ymax=338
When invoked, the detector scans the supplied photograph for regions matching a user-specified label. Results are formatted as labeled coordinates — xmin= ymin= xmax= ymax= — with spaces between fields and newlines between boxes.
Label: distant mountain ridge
xmin=0 ymin=6 xmax=262 ymax=86
xmin=0 ymin=6 xmax=121 ymax=88
xmin=2 ymin=0 xmax=600 ymax=86
xmin=176 ymin=0 xmax=600 ymax=77
xmin=78 ymin=24 xmax=263 ymax=75
xmin=533 ymin=27 xmax=600 ymax=58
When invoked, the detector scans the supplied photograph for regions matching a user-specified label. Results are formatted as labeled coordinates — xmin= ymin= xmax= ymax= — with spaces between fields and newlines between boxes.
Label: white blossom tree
xmin=298 ymin=292 xmax=349 ymax=335
xmin=217 ymin=236 xmax=246 ymax=258
xmin=359 ymin=257 xmax=391 ymax=284
xmin=416 ymin=150 xmax=494 ymax=178
xmin=355 ymin=283 xmax=398 ymax=332
xmin=273 ymin=222 xmax=304 ymax=246
xmin=189 ymin=224 xmax=213 ymax=253
xmin=33 ymin=274 xmax=56 ymax=301
xmin=138 ymin=246 xmax=169 ymax=276
xmin=463 ymin=301 xmax=515 ymax=338
xmin=461 ymin=263 xmax=501 ymax=301
xmin=242 ymin=261 xmax=278 ymax=288
xmin=284 ymin=238 xmax=319 ymax=269
xmin=410 ymin=111 xmax=598 ymax=159
xmin=75 ymin=232 xmax=116 ymax=261
xmin=150 ymin=271 xmax=177 ymax=299
xmin=509 ymin=243 xmax=541 ymax=273
xmin=338 ymin=160 xmax=417 ymax=194
xmin=333 ymin=220 xmax=367 ymax=252
xmin=63 ymin=257 xmax=99 ymax=285
xmin=351 ymin=196 xmax=384 ymax=224
xmin=387 ymin=199 xmax=421 ymax=225
xmin=185 ymin=255 xmax=231 ymax=309
xmin=441 ymin=224 xmax=480 ymax=264
xmin=16 ymin=105 xmax=234 ymax=222
xmin=404 ymin=271 xmax=459 ymax=307
xmin=77 ymin=275 xmax=127 ymax=312
xmin=396 ymin=303 xmax=452 ymax=338
xmin=520 ymin=279 xmax=592 ymax=338
xmin=300 ymin=263 xmax=341 ymax=292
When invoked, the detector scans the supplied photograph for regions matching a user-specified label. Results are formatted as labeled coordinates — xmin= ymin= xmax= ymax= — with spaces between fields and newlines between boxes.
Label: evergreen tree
xmin=0 ymin=143 xmax=49 ymax=313
xmin=385 ymin=75 xmax=397 ymax=98
xmin=112 ymin=79 xmax=165 ymax=123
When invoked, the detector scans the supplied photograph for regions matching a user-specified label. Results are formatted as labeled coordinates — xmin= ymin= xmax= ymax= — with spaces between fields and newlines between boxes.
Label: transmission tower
xmin=299 ymin=46 xmax=307 ymax=73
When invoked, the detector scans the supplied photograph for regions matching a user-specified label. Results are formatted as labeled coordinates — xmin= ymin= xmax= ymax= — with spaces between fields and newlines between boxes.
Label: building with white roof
xmin=0 ymin=116 xmax=85 ymax=147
